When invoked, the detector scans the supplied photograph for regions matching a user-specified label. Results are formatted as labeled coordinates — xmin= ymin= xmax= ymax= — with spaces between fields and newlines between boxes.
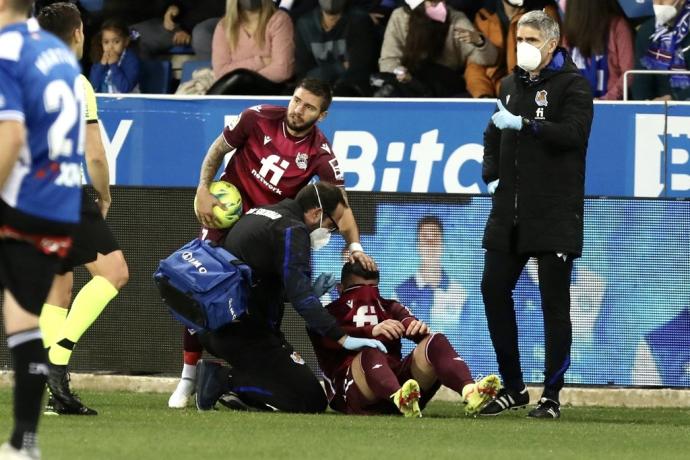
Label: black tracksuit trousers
xmin=481 ymin=249 xmax=574 ymax=401
xmin=200 ymin=321 xmax=327 ymax=413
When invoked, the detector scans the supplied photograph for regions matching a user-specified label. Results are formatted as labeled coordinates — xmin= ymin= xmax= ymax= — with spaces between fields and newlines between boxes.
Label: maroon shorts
xmin=328 ymin=353 xmax=441 ymax=415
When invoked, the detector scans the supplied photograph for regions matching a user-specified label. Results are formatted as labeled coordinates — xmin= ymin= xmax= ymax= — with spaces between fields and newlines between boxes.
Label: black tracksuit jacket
xmin=224 ymin=199 xmax=344 ymax=341
xmin=482 ymin=48 xmax=594 ymax=257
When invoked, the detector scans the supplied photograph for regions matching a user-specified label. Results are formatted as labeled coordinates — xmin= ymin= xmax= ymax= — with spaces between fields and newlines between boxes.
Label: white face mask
xmin=309 ymin=184 xmax=332 ymax=251
xmin=654 ymin=4 xmax=678 ymax=27
xmin=517 ymin=40 xmax=548 ymax=72
xmin=310 ymin=223 xmax=331 ymax=250
xmin=506 ymin=0 xmax=523 ymax=6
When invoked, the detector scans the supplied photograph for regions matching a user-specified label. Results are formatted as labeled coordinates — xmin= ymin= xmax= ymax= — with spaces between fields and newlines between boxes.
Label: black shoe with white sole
xmin=46 ymin=364 xmax=97 ymax=415
xmin=479 ymin=387 xmax=529 ymax=416
xmin=527 ymin=397 xmax=561 ymax=419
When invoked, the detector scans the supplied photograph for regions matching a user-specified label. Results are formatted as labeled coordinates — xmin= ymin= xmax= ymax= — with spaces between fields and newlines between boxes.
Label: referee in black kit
xmin=477 ymin=10 xmax=593 ymax=419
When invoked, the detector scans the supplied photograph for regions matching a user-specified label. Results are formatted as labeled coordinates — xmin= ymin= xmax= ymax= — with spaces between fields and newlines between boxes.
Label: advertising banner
xmin=97 ymin=96 xmax=687 ymax=197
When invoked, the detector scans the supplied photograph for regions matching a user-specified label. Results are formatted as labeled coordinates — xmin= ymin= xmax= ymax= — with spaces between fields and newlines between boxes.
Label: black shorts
xmin=0 ymin=239 xmax=60 ymax=315
xmin=58 ymin=191 xmax=119 ymax=274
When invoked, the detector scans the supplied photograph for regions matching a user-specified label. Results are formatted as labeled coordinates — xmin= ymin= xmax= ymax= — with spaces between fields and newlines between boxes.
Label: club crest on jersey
xmin=295 ymin=152 xmax=308 ymax=170
xmin=535 ymin=90 xmax=548 ymax=107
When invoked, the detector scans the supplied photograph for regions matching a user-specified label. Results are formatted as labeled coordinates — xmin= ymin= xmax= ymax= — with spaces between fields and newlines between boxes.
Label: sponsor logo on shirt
xmin=321 ymin=143 xmax=331 ymax=153
xmin=263 ymin=135 xmax=271 ymax=145
xmin=246 ymin=208 xmax=282 ymax=220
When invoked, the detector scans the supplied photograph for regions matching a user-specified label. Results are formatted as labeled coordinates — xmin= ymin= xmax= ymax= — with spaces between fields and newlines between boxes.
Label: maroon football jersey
xmin=310 ymin=284 xmax=418 ymax=401
xmin=221 ymin=105 xmax=344 ymax=210
xmin=202 ymin=105 xmax=344 ymax=243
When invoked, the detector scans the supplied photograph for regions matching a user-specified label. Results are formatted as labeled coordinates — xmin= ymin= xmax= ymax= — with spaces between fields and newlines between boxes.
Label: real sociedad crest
xmin=295 ymin=152 xmax=308 ymax=170
xmin=535 ymin=90 xmax=548 ymax=107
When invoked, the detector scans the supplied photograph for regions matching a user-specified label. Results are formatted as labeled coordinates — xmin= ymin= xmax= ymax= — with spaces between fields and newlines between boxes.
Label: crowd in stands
xmin=31 ymin=0 xmax=690 ymax=100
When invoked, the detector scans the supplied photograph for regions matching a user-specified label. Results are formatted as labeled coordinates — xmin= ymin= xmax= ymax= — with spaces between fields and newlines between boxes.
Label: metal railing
xmin=623 ymin=69 xmax=690 ymax=100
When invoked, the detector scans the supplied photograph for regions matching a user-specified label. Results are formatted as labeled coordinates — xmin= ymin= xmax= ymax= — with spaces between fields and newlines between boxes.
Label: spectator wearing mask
xmin=378 ymin=0 xmax=498 ymax=97
xmin=210 ymin=0 xmax=294 ymax=94
xmin=632 ymin=0 xmax=690 ymax=101
xmin=465 ymin=0 xmax=560 ymax=99
xmin=564 ymin=0 xmax=634 ymax=100
xmin=294 ymin=0 xmax=379 ymax=95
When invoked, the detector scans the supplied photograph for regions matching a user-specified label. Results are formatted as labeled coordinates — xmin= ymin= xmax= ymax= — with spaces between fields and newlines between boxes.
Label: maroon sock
xmin=358 ymin=348 xmax=400 ymax=400
xmin=183 ymin=327 xmax=203 ymax=352
xmin=183 ymin=327 xmax=203 ymax=365
xmin=424 ymin=333 xmax=474 ymax=393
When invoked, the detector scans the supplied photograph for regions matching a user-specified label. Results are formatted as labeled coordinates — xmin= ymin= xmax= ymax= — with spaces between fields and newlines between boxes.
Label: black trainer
xmin=46 ymin=364 xmax=97 ymax=415
xmin=479 ymin=386 xmax=529 ymax=416
xmin=218 ymin=392 xmax=257 ymax=411
xmin=528 ymin=397 xmax=561 ymax=419
xmin=195 ymin=360 xmax=229 ymax=411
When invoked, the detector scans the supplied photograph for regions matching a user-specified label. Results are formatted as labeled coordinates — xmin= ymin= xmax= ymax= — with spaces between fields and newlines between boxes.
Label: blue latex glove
xmin=487 ymin=179 xmax=499 ymax=195
xmin=342 ymin=336 xmax=388 ymax=353
xmin=313 ymin=272 xmax=336 ymax=297
xmin=491 ymin=100 xmax=522 ymax=130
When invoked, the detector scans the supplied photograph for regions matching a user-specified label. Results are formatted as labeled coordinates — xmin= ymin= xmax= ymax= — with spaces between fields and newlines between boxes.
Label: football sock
xmin=49 ymin=276 xmax=117 ymax=366
xmin=38 ymin=303 xmax=68 ymax=348
xmin=8 ymin=329 xmax=46 ymax=451
xmin=181 ymin=363 xmax=197 ymax=381
xmin=184 ymin=328 xmax=203 ymax=353
xmin=425 ymin=333 xmax=474 ymax=394
xmin=183 ymin=351 xmax=202 ymax=367
xmin=183 ymin=328 xmax=203 ymax=368
xmin=358 ymin=348 xmax=400 ymax=400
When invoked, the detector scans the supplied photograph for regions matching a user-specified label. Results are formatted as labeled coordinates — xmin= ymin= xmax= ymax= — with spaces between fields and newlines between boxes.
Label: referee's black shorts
xmin=58 ymin=189 xmax=119 ymax=274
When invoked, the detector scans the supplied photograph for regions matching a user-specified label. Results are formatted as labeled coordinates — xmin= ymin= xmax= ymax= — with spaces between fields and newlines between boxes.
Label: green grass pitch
xmin=1 ymin=390 xmax=689 ymax=459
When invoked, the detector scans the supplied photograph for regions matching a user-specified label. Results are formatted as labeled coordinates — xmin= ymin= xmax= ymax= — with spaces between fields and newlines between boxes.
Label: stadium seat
xmin=168 ymin=45 xmax=196 ymax=55
xmin=79 ymin=0 xmax=104 ymax=12
xmin=139 ymin=60 xmax=172 ymax=94
xmin=180 ymin=60 xmax=211 ymax=85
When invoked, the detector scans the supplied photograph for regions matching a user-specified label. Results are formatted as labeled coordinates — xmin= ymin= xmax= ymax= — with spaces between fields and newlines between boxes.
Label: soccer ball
xmin=196 ymin=180 xmax=243 ymax=229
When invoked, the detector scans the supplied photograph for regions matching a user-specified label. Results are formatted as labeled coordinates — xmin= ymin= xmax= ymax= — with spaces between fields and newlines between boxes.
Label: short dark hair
xmin=296 ymin=78 xmax=333 ymax=111
xmin=341 ymin=261 xmax=379 ymax=287
xmin=416 ymin=215 xmax=443 ymax=236
xmin=8 ymin=0 xmax=33 ymax=15
xmin=295 ymin=182 xmax=347 ymax=215
xmin=37 ymin=2 xmax=81 ymax=46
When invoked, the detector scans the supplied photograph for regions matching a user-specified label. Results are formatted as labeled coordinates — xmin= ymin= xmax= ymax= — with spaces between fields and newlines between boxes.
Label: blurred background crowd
xmin=31 ymin=0 xmax=690 ymax=100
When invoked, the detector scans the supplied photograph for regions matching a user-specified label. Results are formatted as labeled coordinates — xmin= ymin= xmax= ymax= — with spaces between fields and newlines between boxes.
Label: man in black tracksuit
xmin=195 ymin=182 xmax=386 ymax=413
xmin=478 ymin=10 xmax=593 ymax=419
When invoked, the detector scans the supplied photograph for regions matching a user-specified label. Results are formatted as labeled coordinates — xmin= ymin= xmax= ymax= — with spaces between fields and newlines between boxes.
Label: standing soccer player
xmin=0 ymin=1 xmax=84 ymax=458
xmin=36 ymin=2 xmax=129 ymax=416
xmin=168 ymin=78 xmax=376 ymax=408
